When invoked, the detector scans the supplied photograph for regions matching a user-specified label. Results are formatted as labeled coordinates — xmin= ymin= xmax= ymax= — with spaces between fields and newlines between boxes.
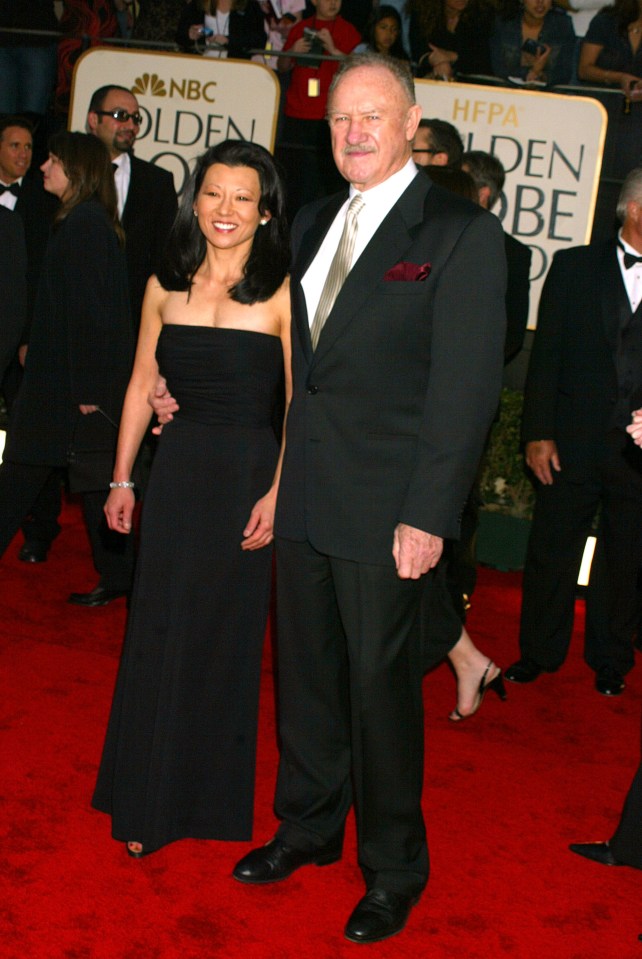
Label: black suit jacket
xmin=0 ymin=206 xmax=27 ymax=381
xmin=504 ymin=231 xmax=531 ymax=363
xmin=122 ymin=155 xmax=177 ymax=330
xmin=275 ymin=174 xmax=507 ymax=566
xmin=5 ymin=201 xmax=133 ymax=469
xmin=521 ymin=241 xmax=634 ymax=476
xmin=13 ymin=171 xmax=59 ymax=333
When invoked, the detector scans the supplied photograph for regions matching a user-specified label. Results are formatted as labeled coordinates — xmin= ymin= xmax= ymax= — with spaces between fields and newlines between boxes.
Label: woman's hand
xmin=426 ymin=44 xmax=456 ymax=79
xmin=188 ymin=23 xmax=204 ymax=41
xmin=525 ymin=43 xmax=550 ymax=82
xmin=79 ymin=404 xmax=99 ymax=414
xmin=241 ymin=488 xmax=277 ymax=550
xmin=104 ymin=487 xmax=135 ymax=534
xmin=290 ymin=36 xmax=311 ymax=53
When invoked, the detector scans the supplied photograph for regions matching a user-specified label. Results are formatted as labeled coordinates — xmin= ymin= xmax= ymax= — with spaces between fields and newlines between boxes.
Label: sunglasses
xmin=95 ymin=109 xmax=143 ymax=125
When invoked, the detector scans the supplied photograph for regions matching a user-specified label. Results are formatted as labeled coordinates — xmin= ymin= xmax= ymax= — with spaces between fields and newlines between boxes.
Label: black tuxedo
xmin=0 ymin=206 xmax=27 ymax=381
xmin=122 ymin=155 xmax=177 ymax=330
xmin=504 ymin=231 xmax=531 ymax=363
xmin=518 ymin=241 xmax=642 ymax=675
xmin=12 ymin=170 xmax=59 ymax=336
xmin=272 ymin=173 xmax=506 ymax=893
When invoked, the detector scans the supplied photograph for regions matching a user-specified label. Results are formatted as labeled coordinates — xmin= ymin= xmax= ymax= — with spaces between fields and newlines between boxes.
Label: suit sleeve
xmin=399 ymin=210 xmax=507 ymax=539
xmin=504 ymin=235 xmax=531 ymax=363
xmin=0 ymin=210 xmax=27 ymax=381
xmin=520 ymin=249 xmax=568 ymax=444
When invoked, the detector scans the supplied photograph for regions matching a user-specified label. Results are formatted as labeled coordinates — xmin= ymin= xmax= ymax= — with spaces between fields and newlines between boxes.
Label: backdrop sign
xmin=69 ymin=48 xmax=280 ymax=196
xmin=416 ymin=80 xmax=608 ymax=327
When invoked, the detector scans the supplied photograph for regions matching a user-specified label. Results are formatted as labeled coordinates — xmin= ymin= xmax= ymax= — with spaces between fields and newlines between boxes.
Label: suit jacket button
xmin=307 ymin=385 xmax=318 ymax=394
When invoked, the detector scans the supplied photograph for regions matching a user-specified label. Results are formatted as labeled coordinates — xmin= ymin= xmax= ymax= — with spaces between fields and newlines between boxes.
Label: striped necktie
xmin=310 ymin=193 xmax=365 ymax=350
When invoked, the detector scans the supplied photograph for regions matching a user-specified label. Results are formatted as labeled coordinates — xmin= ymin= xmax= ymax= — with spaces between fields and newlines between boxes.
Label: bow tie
xmin=0 ymin=182 xmax=20 ymax=197
xmin=618 ymin=241 xmax=642 ymax=269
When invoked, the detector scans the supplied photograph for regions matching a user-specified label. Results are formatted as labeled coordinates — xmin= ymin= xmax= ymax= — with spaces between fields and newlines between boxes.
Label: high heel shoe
xmin=449 ymin=659 xmax=507 ymax=722
xmin=127 ymin=841 xmax=145 ymax=858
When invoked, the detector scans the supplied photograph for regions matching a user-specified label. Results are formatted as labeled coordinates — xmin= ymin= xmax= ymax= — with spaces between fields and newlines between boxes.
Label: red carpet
xmin=1 ymin=497 xmax=640 ymax=958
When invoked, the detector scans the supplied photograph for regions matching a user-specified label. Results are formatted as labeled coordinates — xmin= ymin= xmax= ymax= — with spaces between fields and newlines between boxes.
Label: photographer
xmin=277 ymin=0 xmax=360 ymax=211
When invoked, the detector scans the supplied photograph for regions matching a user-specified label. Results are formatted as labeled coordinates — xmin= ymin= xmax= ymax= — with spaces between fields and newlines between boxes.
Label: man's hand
xmin=148 ymin=375 xmax=179 ymax=435
xmin=525 ymin=439 xmax=561 ymax=485
xmin=392 ymin=523 xmax=443 ymax=579
xmin=627 ymin=408 xmax=642 ymax=447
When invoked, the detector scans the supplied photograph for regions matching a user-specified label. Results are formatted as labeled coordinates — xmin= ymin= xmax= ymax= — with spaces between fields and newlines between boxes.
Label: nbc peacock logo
xmin=131 ymin=73 xmax=167 ymax=97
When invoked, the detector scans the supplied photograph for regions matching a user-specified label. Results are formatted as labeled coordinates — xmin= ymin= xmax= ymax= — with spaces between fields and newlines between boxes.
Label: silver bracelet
xmin=109 ymin=480 xmax=135 ymax=489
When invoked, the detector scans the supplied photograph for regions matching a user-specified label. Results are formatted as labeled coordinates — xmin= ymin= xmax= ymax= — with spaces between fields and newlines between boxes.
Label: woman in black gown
xmin=92 ymin=140 xmax=291 ymax=858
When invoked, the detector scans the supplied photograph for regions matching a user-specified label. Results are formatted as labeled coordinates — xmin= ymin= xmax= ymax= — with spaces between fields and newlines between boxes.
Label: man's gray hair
xmin=327 ymin=51 xmax=416 ymax=110
xmin=617 ymin=167 xmax=642 ymax=221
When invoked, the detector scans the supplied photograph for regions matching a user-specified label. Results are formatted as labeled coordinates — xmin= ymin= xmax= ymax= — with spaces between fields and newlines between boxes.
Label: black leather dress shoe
xmin=595 ymin=667 xmax=625 ymax=696
xmin=569 ymin=841 xmax=622 ymax=866
xmin=344 ymin=888 xmax=420 ymax=944
xmin=232 ymin=838 xmax=341 ymax=884
xmin=504 ymin=658 xmax=543 ymax=684
xmin=67 ymin=586 xmax=129 ymax=607
xmin=18 ymin=541 xmax=49 ymax=563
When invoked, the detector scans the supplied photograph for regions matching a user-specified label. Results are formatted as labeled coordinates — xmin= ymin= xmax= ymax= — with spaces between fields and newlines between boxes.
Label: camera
xmin=521 ymin=38 xmax=546 ymax=56
xmin=198 ymin=26 xmax=214 ymax=37
xmin=303 ymin=26 xmax=325 ymax=56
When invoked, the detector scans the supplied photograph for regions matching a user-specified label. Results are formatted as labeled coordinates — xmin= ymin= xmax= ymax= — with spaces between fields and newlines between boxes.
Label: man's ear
xmin=87 ymin=111 xmax=98 ymax=135
xmin=478 ymin=185 xmax=492 ymax=210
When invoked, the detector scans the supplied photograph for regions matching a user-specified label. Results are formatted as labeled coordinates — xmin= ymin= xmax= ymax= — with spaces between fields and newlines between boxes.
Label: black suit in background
xmin=517 ymin=241 xmax=642 ymax=677
xmin=272 ymin=175 xmax=506 ymax=893
xmin=5 ymin=172 xmax=62 ymax=555
xmin=0 ymin=206 xmax=27 ymax=383
xmin=0 ymin=200 xmax=135 ymax=586
xmin=122 ymin=155 xmax=177 ymax=331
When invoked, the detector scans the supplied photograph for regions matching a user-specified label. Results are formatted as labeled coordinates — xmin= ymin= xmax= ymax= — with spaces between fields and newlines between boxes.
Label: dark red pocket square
xmin=383 ymin=261 xmax=431 ymax=282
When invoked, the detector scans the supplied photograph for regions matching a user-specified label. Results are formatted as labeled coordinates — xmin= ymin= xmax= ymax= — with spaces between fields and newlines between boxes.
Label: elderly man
xmin=506 ymin=167 xmax=642 ymax=696
xmin=231 ymin=52 xmax=506 ymax=942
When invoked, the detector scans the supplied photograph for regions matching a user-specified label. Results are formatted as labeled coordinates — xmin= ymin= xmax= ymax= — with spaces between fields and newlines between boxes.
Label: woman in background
xmin=0 ymin=131 xmax=134 ymax=595
xmin=407 ymin=0 xmax=494 ymax=78
xmin=92 ymin=140 xmax=291 ymax=858
xmin=491 ymin=0 xmax=576 ymax=87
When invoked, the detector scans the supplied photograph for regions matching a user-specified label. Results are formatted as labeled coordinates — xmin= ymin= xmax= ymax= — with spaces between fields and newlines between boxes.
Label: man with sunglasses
xmin=87 ymin=85 xmax=177 ymax=338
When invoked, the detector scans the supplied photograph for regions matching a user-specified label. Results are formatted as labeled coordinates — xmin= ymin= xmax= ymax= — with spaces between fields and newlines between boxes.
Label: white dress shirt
xmin=112 ymin=151 xmax=131 ymax=219
xmin=0 ymin=176 xmax=23 ymax=211
xmin=617 ymin=229 xmax=642 ymax=314
xmin=301 ymin=158 xmax=419 ymax=326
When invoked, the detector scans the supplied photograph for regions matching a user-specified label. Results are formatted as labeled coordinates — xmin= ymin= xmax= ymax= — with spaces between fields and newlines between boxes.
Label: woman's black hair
xmin=158 ymin=140 xmax=290 ymax=304
xmin=366 ymin=5 xmax=410 ymax=61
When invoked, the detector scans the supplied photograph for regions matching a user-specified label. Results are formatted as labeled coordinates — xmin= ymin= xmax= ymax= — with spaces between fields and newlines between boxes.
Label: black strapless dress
xmin=92 ymin=325 xmax=283 ymax=851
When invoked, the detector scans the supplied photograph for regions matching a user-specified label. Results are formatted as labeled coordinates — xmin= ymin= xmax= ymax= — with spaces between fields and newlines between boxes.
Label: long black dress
xmin=93 ymin=324 xmax=283 ymax=852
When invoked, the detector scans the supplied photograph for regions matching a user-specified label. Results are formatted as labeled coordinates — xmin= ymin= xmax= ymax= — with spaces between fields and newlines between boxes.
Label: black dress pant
xmin=273 ymin=537 xmax=428 ymax=896
xmin=518 ymin=430 xmax=642 ymax=675
xmin=0 ymin=460 xmax=134 ymax=589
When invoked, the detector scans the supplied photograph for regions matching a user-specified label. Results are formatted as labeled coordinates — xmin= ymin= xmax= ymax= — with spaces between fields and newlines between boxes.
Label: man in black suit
xmin=86 ymin=84 xmax=178 ymax=332
xmin=412 ymin=117 xmax=463 ymax=169
xmin=0 ymin=206 xmax=27 ymax=382
xmin=232 ymin=52 xmax=506 ymax=942
xmin=505 ymin=167 xmax=642 ymax=696
xmin=0 ymin=116 xmax=62 ymax=565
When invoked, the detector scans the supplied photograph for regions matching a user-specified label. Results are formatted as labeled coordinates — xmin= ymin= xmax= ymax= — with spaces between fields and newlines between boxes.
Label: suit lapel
xmin=312 ymin=174 xmax=430 ymax=366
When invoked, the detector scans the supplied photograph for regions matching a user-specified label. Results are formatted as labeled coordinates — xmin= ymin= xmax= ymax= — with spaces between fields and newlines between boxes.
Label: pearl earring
xmin=193 ymin=210 xmax=198 ymax=217
xmin=260 ymin=218 xmax=268 ymax=226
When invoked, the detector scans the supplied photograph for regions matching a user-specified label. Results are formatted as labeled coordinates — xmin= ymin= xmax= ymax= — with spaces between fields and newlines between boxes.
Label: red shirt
xmin=283 ymin=15 xmax=361 ymax=120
